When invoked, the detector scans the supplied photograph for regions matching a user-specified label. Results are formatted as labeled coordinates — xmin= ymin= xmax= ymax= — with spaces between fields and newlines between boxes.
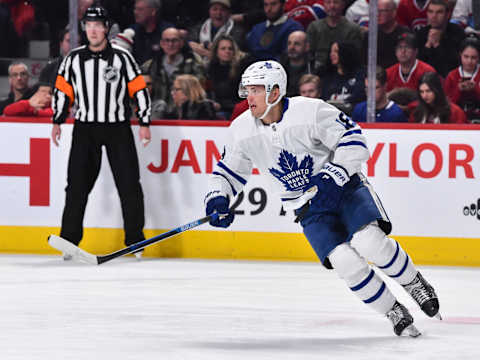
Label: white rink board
xmin=0 ymin=122 xmax=479 ymax=238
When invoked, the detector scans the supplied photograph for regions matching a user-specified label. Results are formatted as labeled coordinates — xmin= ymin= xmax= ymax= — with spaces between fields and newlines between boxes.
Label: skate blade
xmin=435 ymin=312 xmax=443 ymax=320
xmin=403 ymin=324 xmax=422 ymax=338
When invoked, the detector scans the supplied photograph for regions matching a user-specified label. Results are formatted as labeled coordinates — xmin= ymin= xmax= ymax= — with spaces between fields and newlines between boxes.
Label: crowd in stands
xmin=1 ymin=0 xmax=480 ymax=123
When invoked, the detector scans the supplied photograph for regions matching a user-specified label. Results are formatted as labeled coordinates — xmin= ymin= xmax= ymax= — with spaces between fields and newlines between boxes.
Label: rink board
xmin=1 ymin=118 xmax=480 ymax=266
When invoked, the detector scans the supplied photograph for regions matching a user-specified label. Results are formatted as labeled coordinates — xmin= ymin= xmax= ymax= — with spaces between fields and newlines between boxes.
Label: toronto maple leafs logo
xmin=269 ymin=150 xmax=314 ymax=192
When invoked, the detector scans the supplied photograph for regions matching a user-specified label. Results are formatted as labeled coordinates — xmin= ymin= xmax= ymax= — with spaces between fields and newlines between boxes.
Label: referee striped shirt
xmin=53 ymin=43 xmax=151 ymax=125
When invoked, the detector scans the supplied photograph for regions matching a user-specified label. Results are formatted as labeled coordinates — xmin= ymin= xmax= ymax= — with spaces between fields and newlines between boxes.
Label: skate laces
xmin=404 ymin=273 xmax=436 ymax=306
xmin=387 ymin=302 xmax=410 ymax=325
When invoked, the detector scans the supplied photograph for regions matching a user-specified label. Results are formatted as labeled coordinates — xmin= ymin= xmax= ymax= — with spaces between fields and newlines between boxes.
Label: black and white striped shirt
xmin=53 ymin=43 xmax=151 ymax=125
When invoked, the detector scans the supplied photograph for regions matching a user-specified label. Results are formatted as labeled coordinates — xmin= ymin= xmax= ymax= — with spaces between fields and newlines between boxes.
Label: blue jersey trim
xmin=277 ymin=98 xmax=290 ymax=124
xmin=217 ymin=161 xmax=247 ymax=185
xmin=337 ymin=141 xmax=367 ymax=149
xmin=342 ymin=129 xmax=362 ymax=137
xmin=212 ymin=171 xmax=238 ymax=196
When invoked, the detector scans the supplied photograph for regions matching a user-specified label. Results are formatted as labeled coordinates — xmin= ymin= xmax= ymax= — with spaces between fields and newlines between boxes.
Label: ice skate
xmin=403 ymin=272 xmax=441 ymax=319
xmin=386 ymin=301 xmax=421 ymax=337
xmin=63 ymin=253 xmax=72 ymax=261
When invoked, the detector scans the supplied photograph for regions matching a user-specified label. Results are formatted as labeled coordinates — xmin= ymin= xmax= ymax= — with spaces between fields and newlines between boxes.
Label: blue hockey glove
xmin=205 ymin=196 xmax=235 ymax=228
xmin=311 ymin=162 xmax=350 ymax=211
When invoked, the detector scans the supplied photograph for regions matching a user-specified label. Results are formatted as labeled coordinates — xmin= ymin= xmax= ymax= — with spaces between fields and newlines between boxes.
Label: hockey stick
xmin=47 ymin=213 xmax=219 ymax=265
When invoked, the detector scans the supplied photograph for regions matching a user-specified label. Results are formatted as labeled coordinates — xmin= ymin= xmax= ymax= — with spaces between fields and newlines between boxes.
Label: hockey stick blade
xmin=47 ymin=213 xmax=219 ymax=265
xmin=48 ymin=235 xmax=99 ymax=265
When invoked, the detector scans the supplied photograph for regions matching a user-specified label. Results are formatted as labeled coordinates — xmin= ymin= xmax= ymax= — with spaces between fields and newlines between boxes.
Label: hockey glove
xmin=311 ymin=162 xmax=350 ymax=211
xmin=205 ymin=196 xmax=235 ymax=228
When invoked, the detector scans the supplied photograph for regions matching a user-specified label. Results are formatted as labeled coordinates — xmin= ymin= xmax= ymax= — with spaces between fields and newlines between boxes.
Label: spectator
xmin=307 ymin=0 xmax=364 ymax=71
xmin=246 ymin=0 xmax=304 ymax=61
xmin=362 ymin=0 xmax=411 ymax=69
xmin=39 ymin=28 xmax=72 ymax=87
xmin=352 ymin=66 xmax=408 ymax=122
xmin=386 ymin=32 xmax=436 ymax=92
xmin=129 ymin=0 xmax=174 ymax=64
xmin=111 ymin=28 xmax=136 ymax=53
xmin=346 ymin=0 xmax=370 ymax=28
xmin=451 ymin=0 xmax=480 ymax=36
xmin=207 ymin=34 xmax=253 ymax=119
xmin=285 ymin=0 xmax=327 ymax=29
xmin=189 ymin=0 xmax=246 ymax=63
xmin=165 ymin=74 xmax=217 ymax=120
xmin=444 ymin=36 xmax=480 ymax=122
xmin=298 ymin=73 xmax=322 ymax=98
xmin=409 ymin=72 xmax=468 ymax=123
xmin=396 ymin=0 xmax=430 ymax=30
xmin=321 ymin=41 xmax=366 ymax=114
xmin=3 ymin=83 xmax=53 ymax=117
xmin=416 ymin=0 xmax=466 ymax=77
xmin=141 ymin=27 xmax=206 ymax=110
xmin=0 ymin=62 xmax=34 ymax=115
xmin=281 ymin=30 xmax=320 ymax=96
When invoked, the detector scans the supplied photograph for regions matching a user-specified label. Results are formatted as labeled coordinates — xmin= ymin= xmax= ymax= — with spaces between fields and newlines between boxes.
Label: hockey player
xmin=204 ymin=60 xmax=441 ymax=336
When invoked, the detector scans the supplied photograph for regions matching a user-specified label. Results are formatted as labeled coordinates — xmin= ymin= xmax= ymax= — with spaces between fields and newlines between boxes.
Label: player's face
xmin=85 ymin=21 xmax=108 ymax=48
xmin=461 ymin=46 xmax=479 ymax=73
xmin=419 ymin=83 xmax=435 ymax=105
xmin=299 ymin=82 xmax=320 ymax=98
xmin=246 ymin=85 xmax=267 ymax=118
xmin=217 ymin=40 xmax=234 ymax=63
xmin=427 ymin=4 xmax=447 ymax=29
xmin=60 ymin=32 xmax=71 ymax=57
xmin=209 ymin=3 xmax=230 ymax=28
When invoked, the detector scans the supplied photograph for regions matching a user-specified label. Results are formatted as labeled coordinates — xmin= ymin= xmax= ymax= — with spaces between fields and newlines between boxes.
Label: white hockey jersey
xmin=206 ymin=97 xmax=369 ymax=210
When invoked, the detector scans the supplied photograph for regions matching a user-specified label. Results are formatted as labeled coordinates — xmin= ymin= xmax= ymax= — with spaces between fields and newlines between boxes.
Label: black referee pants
xmin=60 ymin=122 xmax=145 ymax=246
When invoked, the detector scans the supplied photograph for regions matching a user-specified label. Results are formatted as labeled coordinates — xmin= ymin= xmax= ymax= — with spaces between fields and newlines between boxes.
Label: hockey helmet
xmin=239 ymin=60 xmax=287 ymax=100
xmin=81 ymin=6 xmax=110 ymax=30
xmin=239 ymin=60 xmax=287 ymax=119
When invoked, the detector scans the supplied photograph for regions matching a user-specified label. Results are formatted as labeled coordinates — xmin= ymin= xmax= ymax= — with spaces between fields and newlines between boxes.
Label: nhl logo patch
xmin=103 ymin=66 xmax=119 ymax=83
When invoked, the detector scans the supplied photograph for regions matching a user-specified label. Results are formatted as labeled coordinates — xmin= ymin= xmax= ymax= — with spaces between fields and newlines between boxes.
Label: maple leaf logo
xmin=269 ymin=150 xmax=314 ymax=192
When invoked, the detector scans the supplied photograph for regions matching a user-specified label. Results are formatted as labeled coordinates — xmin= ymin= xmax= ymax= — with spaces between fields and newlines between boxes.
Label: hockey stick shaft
xmin=96 ymin=213 xmax=217 ymax=264
xmin=48 ymin=213 xmax=219 ymax=265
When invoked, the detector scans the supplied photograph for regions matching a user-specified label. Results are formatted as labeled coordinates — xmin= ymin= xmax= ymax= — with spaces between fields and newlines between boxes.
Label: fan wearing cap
xmin=188 ymin=0 xmax=246 ymax=64
xmin=386 ymin=32 xmax=436 ymax=92
xmin=51 ymin=5 xmax=152 ymax=259
xmin=203 ymin=60 xmax=441 ymax=337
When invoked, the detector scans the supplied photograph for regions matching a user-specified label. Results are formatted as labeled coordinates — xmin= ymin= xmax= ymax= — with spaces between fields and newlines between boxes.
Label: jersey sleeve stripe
xmin=337 ymin=141 xmax=367 ymax=149
xmin=127 ymin=75 xmax=147 ymax=98
xmin=55 ymin=75 xmax=74 ymax=105
xmin=342 ymin=129 xmax=362 ymax=137
xmin=217 ymin=161 xmax=247 ymax=185
xmin=212 ymin=171 xmax=238 ymax=196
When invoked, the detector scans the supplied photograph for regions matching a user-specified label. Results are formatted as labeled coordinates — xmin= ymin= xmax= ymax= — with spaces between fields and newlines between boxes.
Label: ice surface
xmin=0 ymin=255 xmax=479 ymax=360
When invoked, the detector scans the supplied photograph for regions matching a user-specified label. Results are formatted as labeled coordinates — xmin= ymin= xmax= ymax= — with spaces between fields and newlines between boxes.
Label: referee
xmin=51 ymin=6 xmax=151 ymax=258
